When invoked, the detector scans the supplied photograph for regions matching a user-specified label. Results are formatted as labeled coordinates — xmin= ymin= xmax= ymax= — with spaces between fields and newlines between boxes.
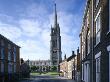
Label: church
xmin=50 ymin=4 xmax=62 ymax=71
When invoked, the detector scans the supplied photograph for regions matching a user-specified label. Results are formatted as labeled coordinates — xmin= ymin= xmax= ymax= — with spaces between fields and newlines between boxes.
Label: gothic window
xmin=53 ymin=40 xmax=57 ymax=48
xmin=95 ymin=8 xmax=101 ymax=45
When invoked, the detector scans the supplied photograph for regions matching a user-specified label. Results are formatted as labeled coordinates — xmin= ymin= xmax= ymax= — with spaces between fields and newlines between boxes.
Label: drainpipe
xmin=91 ymin=0 xmax=94 ymax=82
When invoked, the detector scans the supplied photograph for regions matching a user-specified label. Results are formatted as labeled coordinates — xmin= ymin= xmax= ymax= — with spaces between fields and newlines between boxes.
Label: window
xmin=87 ymin=30 xmax=90 ymax=54
xmin=8 ymin=62 xmax=13 ymax=73
xmin=1 ymin=40 xmax=4 ymax=46
xmin=96 ymin=0 xmax=99 ymax=7
xmin=1 ymin=61 xmax=4 ymax=73
xmin=14 ymin=64 xmax=16 ymax=73
xmin=87 ymin=10 xmax=89 ymax=27
xmin=95 ymin=52 xmax=101 ymax=82
xmin=8 ymin=51 xmax=11 ymax=61
xmin=95 ymin=8 xmax=101 ymax=45
xmin=1 ymin=48 xmax=4 ymax=59
xmin=13 ymin=47 xmax=16 ymax=62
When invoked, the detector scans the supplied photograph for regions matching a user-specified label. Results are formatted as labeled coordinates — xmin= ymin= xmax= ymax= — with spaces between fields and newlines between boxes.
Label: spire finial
xmin=54 ymin=3 xmax=57 ymax=28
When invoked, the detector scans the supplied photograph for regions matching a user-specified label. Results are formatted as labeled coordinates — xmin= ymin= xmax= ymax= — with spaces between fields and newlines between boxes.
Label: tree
xmin=31 ymin=66 xmax=37 ymax=72
xmin=51 ymin=66 xmax=57 ymax=71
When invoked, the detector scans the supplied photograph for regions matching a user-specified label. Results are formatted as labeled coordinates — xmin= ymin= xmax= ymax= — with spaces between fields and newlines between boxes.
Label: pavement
xmin=19 ymin=75 xmax=76 ymax=82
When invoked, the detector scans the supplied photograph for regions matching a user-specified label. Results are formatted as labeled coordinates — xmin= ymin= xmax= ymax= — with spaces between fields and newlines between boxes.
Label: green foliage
xmin=50 ymin=66 xmax=57 ymax=71
xmin=31 ymin=66 xmax=38 ymax=71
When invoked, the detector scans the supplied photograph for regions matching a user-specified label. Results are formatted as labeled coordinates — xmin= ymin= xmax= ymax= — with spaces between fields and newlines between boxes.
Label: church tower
xmin=50 ymin=4 xmax=62 ymax=69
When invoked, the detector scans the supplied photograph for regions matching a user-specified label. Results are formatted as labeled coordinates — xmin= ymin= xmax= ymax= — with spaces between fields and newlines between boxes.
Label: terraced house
xmin=0 ymin=34 xmax=20 ymax=81
xmin=80 ymin=0 xmax=109 ymax=82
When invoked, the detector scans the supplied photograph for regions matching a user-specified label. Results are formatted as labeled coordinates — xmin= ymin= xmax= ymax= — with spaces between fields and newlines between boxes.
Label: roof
xmin=0 ymin=34 xmax=20 ymax=48
xmin=67 ymin=54 xmax=76 ymax=62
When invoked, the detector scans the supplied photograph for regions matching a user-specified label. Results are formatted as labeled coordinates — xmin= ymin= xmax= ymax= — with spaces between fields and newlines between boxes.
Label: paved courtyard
xmin=19 ymin=75 xmax=76 ymax=82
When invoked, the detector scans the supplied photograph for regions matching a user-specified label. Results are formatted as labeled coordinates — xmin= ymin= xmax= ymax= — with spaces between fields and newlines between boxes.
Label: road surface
xmin=19 ymin=75 xmax=76 ymax=82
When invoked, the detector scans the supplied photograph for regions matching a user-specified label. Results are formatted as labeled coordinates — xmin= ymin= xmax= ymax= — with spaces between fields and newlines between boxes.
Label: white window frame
xmin=95 ymin=52 xmax=101 ymax=82
xmin=95 ymin=8 xmax=101 ymax=45
xmin=107 ymin=45 xmax=110 ymax=82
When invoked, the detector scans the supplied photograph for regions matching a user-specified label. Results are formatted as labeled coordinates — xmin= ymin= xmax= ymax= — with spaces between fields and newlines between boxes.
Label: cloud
xmin=0 ymin=21 xmax=22 ymax=41
xmin=0 ymin=0 xmax=85 ymax=60
xmin=19 ymin=19 xmax=42 ymax=37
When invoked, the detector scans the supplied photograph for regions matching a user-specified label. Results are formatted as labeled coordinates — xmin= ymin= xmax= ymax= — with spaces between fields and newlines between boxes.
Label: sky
xmin=0 ymin=0 xmax=86 ymax=60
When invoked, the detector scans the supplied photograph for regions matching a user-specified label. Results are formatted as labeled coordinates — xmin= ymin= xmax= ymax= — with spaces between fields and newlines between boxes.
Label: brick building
xmin=0 ymin=34 xmax=20 ymax=81
xmin=80 ymin=0 xmax=109 ymax=82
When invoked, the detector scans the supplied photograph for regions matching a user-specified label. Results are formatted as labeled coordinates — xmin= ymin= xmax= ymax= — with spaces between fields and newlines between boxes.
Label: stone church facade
xmin=50 ymin=4 xmax=62 ymax=69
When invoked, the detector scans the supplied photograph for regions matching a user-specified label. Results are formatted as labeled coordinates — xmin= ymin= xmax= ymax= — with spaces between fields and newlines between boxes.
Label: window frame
xmin=95 ymin=52 xmax=101 ymax=82
xmin=95 ymin=8 xmax=101 ymax=45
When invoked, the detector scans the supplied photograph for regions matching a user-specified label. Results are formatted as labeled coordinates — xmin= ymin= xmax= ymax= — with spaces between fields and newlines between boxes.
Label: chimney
xmin=64 ymin=54 xmax=66 ymax=59
xmin=77 ymin=47 xmax=79 ymax=55
xmin=72 ymin=51 xmax=74 ymax=55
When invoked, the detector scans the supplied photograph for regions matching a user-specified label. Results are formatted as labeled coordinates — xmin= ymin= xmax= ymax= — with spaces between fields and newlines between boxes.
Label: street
xmin=19 ymin=75 xmax=76 ymax=82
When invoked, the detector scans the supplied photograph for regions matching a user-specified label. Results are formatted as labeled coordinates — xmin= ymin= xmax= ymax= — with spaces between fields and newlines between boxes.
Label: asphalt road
xmin=19 ymin=75 xmax=76 ymax=82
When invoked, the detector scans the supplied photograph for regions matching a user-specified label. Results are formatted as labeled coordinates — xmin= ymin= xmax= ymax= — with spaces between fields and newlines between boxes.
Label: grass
xmin=30 ymin=72 xmax=41 ymax=76
xmin=30 ymin=72 xmax=59 ymax=76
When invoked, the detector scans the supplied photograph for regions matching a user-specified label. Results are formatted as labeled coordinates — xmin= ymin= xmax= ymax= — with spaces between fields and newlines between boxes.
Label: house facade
xmin=0 ymin=34 xmax=20 ymax=81
xmin=59 ymin=55 xmax=68 ymax=78
xmin=67 ymin=51 xmax=76 ymax=79
xmin=80 ymin=0 xmax=109 ymax=82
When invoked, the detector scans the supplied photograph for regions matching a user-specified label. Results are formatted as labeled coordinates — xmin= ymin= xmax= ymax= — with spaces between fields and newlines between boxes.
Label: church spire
xmin=54 ymin=3 xmax=57 ymax=28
